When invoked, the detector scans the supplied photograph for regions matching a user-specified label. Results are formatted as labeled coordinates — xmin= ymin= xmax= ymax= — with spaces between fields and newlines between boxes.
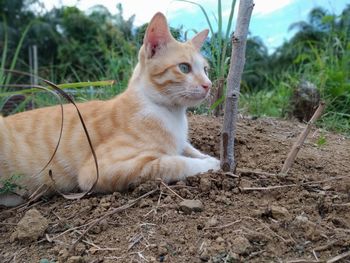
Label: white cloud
xmin=40 ymin=0 xmax=207 ymax=25
xmin=41 ymin=0 xmax=296 ymax=20
xmin=253 ymin=0 xmax=294 ymax=16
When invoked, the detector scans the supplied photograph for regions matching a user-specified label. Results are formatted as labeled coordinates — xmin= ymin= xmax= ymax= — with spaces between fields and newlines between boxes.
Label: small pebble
xmin=179 ymin=199 xmax=204 ymax=214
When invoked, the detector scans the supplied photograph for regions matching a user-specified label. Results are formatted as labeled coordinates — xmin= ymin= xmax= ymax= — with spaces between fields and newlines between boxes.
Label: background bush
xmin=0 ymin=0 xmax=349 ymax=134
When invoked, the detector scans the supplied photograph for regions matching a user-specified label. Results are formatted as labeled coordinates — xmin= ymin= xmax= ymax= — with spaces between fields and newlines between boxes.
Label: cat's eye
xmin=204 ymin=66 xmax=209 ymax=76
xmin=179 ymin=63 xmax=191 ymax=74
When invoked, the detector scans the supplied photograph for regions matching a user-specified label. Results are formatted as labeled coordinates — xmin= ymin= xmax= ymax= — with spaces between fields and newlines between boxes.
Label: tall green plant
xmin=178 ymin=0 xmax=236 ymax=112
xmin=179 ymin=0 xmax=236 ymax=79
xmin=3 ymin=21 xmax=34 ymax=86
xmin=0 ymin=18 xmax=33 ymax=110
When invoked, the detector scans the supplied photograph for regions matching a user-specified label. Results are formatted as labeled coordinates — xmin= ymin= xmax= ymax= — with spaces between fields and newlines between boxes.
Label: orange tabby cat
xmin=0 ymin=12 xmax=220 ymax=194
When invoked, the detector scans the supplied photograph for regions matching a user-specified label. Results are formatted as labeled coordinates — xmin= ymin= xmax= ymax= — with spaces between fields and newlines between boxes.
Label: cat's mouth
xmin=180 ymin=89 xmax=209 ymax=105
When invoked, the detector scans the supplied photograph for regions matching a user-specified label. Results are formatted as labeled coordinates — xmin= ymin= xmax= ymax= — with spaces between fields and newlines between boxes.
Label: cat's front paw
xmin=204 ymin=156 xmax=220 ymax=172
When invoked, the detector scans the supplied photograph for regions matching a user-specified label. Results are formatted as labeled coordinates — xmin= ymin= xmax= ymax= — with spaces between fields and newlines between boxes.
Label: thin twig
xmin=312 ymin=250 xmax=319 ymax=262
xmin=128 ymin=233 xmax=144 ymax=251
xmin=0 ymin=222 xmax=18 ymax=226
xmin=314 ymin=241 xmax=337 ymax=252
xmin=240 ymin=176 xmax=346 ymax=192
xmin=83 ymin=240 xmax=119 ymax=252
xmin=331 ymin=203 xmax=350 ymax=207
xmin=281 ymin=102 xmax=326 ymax=174
xmin=258 ymin=219 xmax=288 ymax=243
xmin=237 ymin=168 xmax=277 ymax=177
xmin=204 ymin=219 xmax=241 ymax=230
xmin=223 ymin=172 xmax=240 ymax=178
xmin=240 ymin=184 xmax=298 ymax=192
xmin=326 ymin=251 xmax=350 ymax=263
xmin=286 ymin=260 xmax=319 ymax=263
xmin=160 ymin=182 xmax=184 ymax=201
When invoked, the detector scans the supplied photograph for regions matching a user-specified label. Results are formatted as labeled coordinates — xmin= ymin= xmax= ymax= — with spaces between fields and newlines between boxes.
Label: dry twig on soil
xmin=160 ymin=181 xmax=185 ymax=201
xmin=326 ymin=251 xmax=350 ymax=263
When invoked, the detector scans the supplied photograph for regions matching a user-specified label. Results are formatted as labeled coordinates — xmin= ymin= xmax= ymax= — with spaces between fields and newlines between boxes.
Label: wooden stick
xmin=240 ymin=176 xmax=345 ymax=192
xmin=281 ymin=102 xmax=325 ymax=174
xmin=240 ymin=184 xmax=298 ymax=192
xmin=237 ymin=168 xmax=277 ymax=177
xmin=161 ymin=181 xmax=185 ymax=201
xmin=326 ymin=251 xmax=350 ymax=263
xmin=220 ymin=0 xmax=254 ymax=171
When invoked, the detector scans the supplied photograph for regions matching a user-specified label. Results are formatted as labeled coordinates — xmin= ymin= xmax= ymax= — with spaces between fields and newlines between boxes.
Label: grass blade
xmin=177 ymin=0 xmax=215 ymax=36
xmin=0 ymin=80 xmax=116 ymax=97
xmin=225 ymin=0 xmax=237 ymax=40
xmin=4 ymin=21 xmax=34 ymax=86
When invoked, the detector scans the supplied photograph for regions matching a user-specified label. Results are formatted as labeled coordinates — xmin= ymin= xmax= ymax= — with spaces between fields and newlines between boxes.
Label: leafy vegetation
xmin=0 ymin=0 xmax=349 ymax=134
xmin=0 ymin=174 xmax=22 ymax=194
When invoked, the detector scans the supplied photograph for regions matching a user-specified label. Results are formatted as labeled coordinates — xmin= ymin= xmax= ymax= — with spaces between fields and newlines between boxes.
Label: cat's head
xmin=136 ymin=12 xmax=211 ymax=108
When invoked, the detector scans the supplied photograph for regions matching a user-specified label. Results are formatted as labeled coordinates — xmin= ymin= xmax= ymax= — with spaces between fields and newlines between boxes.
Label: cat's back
xmin=1 ymin=99 xmax=113 ymax=174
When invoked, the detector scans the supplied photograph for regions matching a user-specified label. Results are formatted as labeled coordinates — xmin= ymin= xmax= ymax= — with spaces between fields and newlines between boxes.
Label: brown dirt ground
xmin=1 ymin=115 xmax=350 ymax=263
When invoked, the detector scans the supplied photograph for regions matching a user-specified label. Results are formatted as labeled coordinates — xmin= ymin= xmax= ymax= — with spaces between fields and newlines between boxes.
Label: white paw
xmin=204 ymin=156 xmax=220 ymax=171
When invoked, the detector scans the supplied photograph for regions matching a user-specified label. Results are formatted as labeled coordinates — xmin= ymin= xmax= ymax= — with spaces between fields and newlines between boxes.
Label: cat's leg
xmin=78 ymin=152 xmax=220 ymax=193
xmin=183 ymin=142 xmax=219 ymax=162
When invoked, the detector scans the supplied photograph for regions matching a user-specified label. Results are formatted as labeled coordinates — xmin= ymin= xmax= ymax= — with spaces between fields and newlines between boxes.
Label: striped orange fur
xmin=0 ymin=12 xmax=220 ymax=194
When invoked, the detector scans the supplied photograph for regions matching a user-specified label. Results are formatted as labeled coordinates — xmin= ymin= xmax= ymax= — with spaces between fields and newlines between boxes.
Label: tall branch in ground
xmin=220 ymin=0 xmax=254 ymax=171
xmin=281 ymin=102 xmax=325 ymax=174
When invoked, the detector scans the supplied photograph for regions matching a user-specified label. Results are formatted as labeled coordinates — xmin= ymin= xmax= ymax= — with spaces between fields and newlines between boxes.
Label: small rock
xmin=158 ymin=242 xmax=168 ymax=255
xmin=58 ymin=248 xmax=69 ymax=262
xmin=75 ymin=243 xmax=86 ymax=256
xmin=91 ymin=225 xmax=102 ymax=234
xmin=67 ymin=256 xmax=84 ymax=263
xmin=10 ymin=208 xmax=49 ymax=242
xmin=207 ymin=216 xmax=219 ymax=227
xmin=179 ymin=199 xmax=204 ymax=214
xmin=139 ymin=198 xmax=153 ymax=208
xmin=179 ymin=188 xmax=193 ymax=199
xmin=0 ymin=193 xmax=25 ymax=207
xmin=270 ymin=205 xmax=290 ymax=220
xmin=99 ymin=219 xmax=108 ymax=231
xmin=295 ymin=214 xmax=309 ymax=223
xmin=215 ymin=195 xmax=232 ymax=205
xmin=163 ymin=196 xmax=173 ymax=204
xmin=216 ymin=237 xmax=225 ymax=243
xmin=149 ymin=256 xmax=157 ymax=262
xmin=231 ymin=236 xmax=251 ymax=255
xmin=176 ymin=180 xmax=186 ymax=187
xmin=240 ymin=180 xmax=252 ymax=188
xmin=232 ymin=188 xmax=240 ymax=194
xmin=222 ymin=178 xmax=235 ymax=191
xmin=199 ymin=249 xmax=210 ymax=261
xmin=178 ymin=237 xmax=186 ymax=244
xmin=227 ymin=252 xmax=240 ymax=262
xmin=199 ymin=177 xmax=211 ymax=192
xmin=100 ymin=201 xmax=111 ymax=209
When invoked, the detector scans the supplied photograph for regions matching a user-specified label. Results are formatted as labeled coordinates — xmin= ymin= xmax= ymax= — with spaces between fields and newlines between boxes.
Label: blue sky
xmin=42 ymin=0 xmax=349 ymax=52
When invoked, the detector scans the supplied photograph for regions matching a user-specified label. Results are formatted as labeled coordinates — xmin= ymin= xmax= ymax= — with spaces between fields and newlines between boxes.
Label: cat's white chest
xmin=161 ymin=109 xmax=188 ymax=153
xmin=142 ymin=103 xmax=188 ymax=153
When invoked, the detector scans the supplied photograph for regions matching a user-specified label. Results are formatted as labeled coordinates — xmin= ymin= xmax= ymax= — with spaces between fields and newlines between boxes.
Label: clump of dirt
xmin=1 ymin=115 xmax=349 ymax=262
xmin=10 ymin=208 xmax=49 ymax=242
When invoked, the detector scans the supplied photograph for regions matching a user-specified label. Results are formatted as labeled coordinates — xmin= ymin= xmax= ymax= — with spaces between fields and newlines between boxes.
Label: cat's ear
xmin=144 ymin=12 xmax=173 ymax=58
xmin=191 ymin=29 xmax=209 ymax=50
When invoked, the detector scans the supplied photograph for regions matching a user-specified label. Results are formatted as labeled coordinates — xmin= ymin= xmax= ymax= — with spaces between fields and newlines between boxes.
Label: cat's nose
xmin=202 ymin=82 xmax=212 ymax=91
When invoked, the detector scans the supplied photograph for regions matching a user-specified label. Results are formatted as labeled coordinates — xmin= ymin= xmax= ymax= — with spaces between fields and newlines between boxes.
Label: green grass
xmin=179 ymin=0 xmax=237 ymax=111
xmin=239 ymin=73 xmax=294 ymax=118
xmin=0 ymin=175 xmax=22 ymax=194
